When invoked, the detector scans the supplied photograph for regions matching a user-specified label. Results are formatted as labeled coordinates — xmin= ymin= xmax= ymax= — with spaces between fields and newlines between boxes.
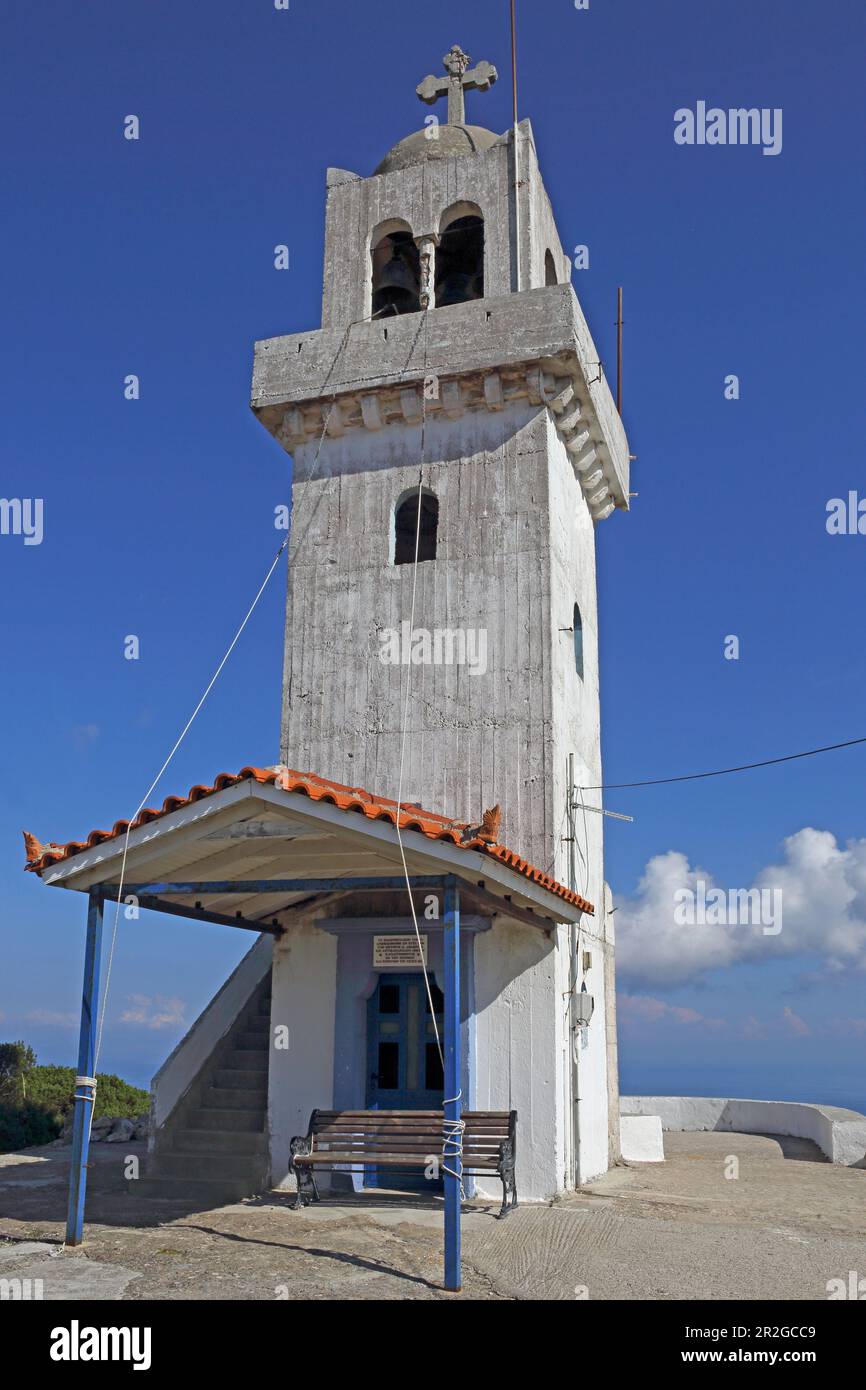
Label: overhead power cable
xmin=584 ymin=735 xmax=866 ymax=791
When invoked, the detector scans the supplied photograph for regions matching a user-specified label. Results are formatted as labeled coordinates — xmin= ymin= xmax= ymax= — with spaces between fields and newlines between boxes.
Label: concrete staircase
xmin=138 ymin=974 xmax=272 ymax=1205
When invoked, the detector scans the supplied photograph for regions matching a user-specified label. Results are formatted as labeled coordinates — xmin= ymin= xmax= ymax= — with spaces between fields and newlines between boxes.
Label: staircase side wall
xmin=150 ymin=934 xmax=274 ymax=1139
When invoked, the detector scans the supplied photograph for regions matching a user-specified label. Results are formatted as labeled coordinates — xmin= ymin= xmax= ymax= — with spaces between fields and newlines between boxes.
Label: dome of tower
xmin=374 ymin=123 xmax=503 ymax=176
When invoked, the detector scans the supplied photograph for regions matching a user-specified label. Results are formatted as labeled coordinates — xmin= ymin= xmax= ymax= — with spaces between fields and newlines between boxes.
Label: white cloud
xmin=615 ymin=829 xmax=866 ymax=987
xmin=24 ymin=1009 xmax=77 ymax=1027
xmin=119 ymin=994 xmax=185 ymax=1030
xmin=782 ymin=1006 xmax=811 ymax=1037
xmin=619 ymin=994 xmax=725 ymax=1029
xmin=828 ymin=1017 xmax=866 ymax=1037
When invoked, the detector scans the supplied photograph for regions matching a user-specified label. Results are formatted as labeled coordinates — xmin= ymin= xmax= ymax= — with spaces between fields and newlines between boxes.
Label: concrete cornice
xmin=251 ymin=285 xmax=630 ymax=519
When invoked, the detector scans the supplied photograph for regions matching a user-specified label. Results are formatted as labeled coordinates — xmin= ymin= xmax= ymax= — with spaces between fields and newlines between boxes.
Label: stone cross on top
xmin=417 ymin=44 xmax=498 ymax=126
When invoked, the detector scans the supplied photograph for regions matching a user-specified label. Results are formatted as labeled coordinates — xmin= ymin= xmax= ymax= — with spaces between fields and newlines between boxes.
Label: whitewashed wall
xmin=545 ymin=418 xmax=611 ymax=1184
xmin=473 ymin=919 xmax=565 ymax=1201
xmin=269 ymin=923 xmax=338 ymax=1189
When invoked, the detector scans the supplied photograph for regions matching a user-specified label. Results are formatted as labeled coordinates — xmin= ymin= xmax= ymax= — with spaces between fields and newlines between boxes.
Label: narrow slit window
xmin=573 ymin=602 xmax=584 ymax=680
xmin=394 ymin=490 xmax=438 ymax=565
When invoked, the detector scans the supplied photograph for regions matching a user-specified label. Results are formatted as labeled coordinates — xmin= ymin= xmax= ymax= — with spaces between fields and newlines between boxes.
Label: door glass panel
xmin=425 ymin=1042 xmax=444 ymax=1090
xmin=407 ymin=985 xmax=420 ymax=1090
xmin=425 ymin=982 xmax=444 ymax=1014
xmin=379 ymin=984 xmax=400 ymax=1014
xmin=378 ymin=1041 xmax=399 ymax=1089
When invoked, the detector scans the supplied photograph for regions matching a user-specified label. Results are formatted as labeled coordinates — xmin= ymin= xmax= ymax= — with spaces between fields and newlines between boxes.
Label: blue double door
xmin=366 ymin=972 xmax=444 ymax=1109
xmin=365 ymin=973 xmax=445 ymax=1191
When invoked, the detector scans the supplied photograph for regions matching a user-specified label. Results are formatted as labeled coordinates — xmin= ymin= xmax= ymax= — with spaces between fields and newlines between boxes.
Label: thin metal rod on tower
xmin=616 ymin=287 xmax=623 ymax=416
xmin=617 ymin=282 xmax=622 ymax=411
xmin=510 ymin=0 xmax=519 ymax=125
xmin=511 ymin=0 xmax=521 ymax=292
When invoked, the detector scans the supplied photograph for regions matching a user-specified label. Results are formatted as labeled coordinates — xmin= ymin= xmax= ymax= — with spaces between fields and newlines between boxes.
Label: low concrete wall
xmin=620 ymin=1114 xmax=664 ymax=1163
xmin=621 ymin=1096 xmax=866 ymax=1167
xmin=151 ymin=934 xmax=273 ymax=1130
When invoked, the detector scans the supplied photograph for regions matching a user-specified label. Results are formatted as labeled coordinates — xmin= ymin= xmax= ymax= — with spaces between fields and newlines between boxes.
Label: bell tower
xmin=251 ymin=43 xmax=630 ymax=902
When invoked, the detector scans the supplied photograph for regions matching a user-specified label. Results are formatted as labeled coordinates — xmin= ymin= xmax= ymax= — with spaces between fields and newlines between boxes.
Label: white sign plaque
xmin=373 ymin=934 xmax=428 ymax=968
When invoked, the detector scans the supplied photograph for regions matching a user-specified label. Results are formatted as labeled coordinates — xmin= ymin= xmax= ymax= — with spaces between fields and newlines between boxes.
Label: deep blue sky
xmin=2 ymin=1 xmax=864 ymax=1106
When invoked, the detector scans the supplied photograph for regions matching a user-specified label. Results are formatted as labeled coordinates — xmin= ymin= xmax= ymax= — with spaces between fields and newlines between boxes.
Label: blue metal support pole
xmin=65 ymin=891 xmax=103 ymax=1246
xmin=442 ymin=878 xmax=462 ymax=1292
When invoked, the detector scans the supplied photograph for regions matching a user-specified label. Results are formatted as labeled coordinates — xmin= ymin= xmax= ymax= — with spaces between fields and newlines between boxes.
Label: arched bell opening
xmin=436 ymin=206 xmax=485 ymax=307
xmin=371 ymin=225 xmax=421 ymax=318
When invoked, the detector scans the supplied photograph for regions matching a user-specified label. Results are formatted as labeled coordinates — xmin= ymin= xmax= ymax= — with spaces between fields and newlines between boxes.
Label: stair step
xmin=188 ymin=1108 xmax=266 ymax=1132
xmin=203 ymin=1086 xmax=266 ymax=1111
xmin=227 ymin=1049 xmax=269 ymax=1071
xmin=257 ymin=996 xmax=272 ymax=1016
xmin=214 ymin=1068 xmax=268 ymax=1092
xmin=149 ymin=1152 xmax=268 ymax=1182
xmin=135 ymin=1175 xmax=262 ymax=1206
xmin=169 ymin=1128 xmax=268 ymax=1156
xmin=236 ymin=1030 xmax=270 ymax=1051
xmin=242 ymin=1014 xmax=270 ymax=1033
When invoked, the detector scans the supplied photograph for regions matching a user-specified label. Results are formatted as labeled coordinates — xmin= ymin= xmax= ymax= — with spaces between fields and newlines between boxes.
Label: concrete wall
xmin=322 ymin=136 xmax=514 ymax=325
xmin=150 ymin=934 xmax=273 ymax=1132
xmin=543 ymin=415 xmax=611 ymax=1184
xmin=281 ymin=403 xmax=558 ymax=874
xmin=620 ymin=1114 xmax=665 ymax=1163
xmin=269 ymin=922 xmax=338 ymax=1189
xmin=252 ymin=285 xmax=630 ymax=508
xmin=319 ymin=120 xmax=566 ymax=329
xmin=521 ymin=134 xmax=572 ymax=291
xmin=473 ymin=919 xmax=565 ymax=1201
xmin=621 ymin=1096 xmax=866 ymax=1167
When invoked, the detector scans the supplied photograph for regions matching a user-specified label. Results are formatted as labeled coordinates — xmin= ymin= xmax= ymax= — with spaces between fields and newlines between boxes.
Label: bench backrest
xmin=309 ymin=1109 xmax=515 ymax=1163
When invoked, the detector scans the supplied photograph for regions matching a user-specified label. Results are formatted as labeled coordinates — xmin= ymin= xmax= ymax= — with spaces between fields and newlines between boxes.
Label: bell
xmin=435 ymin=271 xmax=483 ymax=307
xmin=372 ymin=247 xmax=420 ymax=316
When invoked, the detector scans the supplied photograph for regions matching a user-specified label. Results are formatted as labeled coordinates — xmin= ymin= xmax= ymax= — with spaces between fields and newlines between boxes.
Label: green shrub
xmin=0 ymin=1040 xmax=36 ymax=1105
xmin=0 ymin=1047 xmax=149 ymax=1153
xmin=25 ymin=1065 xmax=148 ymax=1121
xmin=0 ymin=1102 xmax=62 ymax=1150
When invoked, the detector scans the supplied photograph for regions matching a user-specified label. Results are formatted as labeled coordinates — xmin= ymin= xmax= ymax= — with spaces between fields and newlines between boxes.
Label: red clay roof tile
xmin=22 ymin=765 xmax=593 ymax=915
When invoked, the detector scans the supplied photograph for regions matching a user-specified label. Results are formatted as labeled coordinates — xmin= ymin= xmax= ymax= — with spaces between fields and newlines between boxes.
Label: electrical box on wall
xmin=574 ymin=991 xmax=595 ymax=1025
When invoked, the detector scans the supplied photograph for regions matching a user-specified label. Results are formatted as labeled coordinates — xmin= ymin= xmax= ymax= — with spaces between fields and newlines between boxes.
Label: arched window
xmin=573 ymin=602 xmax=584 ymax=680
xmin=545 ymin=250 xmax=558 ymax=286
xmin=371 ymin=222 xmax=421 ymax=318
xmin=436 ymin=204 xmax=484 ymax=306
xmin=394 ymin=489 xmax=439 ymax=565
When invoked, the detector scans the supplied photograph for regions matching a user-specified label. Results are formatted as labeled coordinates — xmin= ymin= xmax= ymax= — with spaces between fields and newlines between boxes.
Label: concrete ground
xmin=1 ymin=1131 xmax=864 ymax=1300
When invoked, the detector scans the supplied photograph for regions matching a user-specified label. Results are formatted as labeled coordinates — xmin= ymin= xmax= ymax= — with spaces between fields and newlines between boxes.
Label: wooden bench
xmin=289 ymin=1109 xmax=517 ymax=1218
